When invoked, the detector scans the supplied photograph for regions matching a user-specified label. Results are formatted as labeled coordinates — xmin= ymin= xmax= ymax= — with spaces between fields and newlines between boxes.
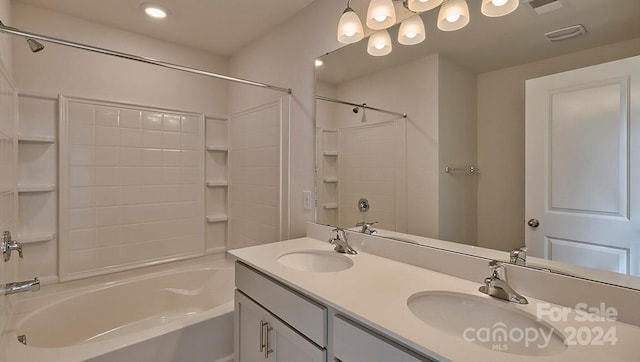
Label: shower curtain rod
xmin=316 ymin=95 xmax=407 ymax=118
xmin=0 ymin=21 xmax=292 ymax=94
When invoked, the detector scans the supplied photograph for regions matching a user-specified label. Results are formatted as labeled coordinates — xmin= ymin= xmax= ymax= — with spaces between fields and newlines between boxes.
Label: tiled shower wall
xmin=60 ymin=98 xmax=205 ymax=281
xmin=0 ymin=62 xmax=17 ymax=337
xmin=228 ymin=100 xmax=285 ymax=249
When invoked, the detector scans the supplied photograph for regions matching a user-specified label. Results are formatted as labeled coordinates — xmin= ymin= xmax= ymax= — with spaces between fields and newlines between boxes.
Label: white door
xmin=525 ymin=56 xmax=640 ymax=276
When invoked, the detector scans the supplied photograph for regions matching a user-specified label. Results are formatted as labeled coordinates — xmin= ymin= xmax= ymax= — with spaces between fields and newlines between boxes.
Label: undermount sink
xmin=277 ymin=250 xmax=354 ymax=272
xmin=407 ymin=291 xmax=566 ymax=356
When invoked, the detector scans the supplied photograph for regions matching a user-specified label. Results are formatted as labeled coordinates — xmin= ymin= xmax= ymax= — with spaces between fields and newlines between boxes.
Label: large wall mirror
xmin=315 ymin=0 xmax=640 ymax=289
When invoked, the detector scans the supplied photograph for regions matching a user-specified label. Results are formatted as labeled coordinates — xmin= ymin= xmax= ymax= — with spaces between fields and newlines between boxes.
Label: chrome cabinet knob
xmin=527 ymin=219 xmax=540 ymax=228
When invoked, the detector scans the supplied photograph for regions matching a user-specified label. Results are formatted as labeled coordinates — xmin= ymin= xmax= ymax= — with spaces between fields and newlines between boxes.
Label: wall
xmin=438 ymin=57 xmax=477 ymax=245
xmin=228 ymin=0 xmax=345 ymax=238
xmin=477 ymin=37 xmax=640 ymax=252
xmin=11 ymin=2 xmax=229 ymax=283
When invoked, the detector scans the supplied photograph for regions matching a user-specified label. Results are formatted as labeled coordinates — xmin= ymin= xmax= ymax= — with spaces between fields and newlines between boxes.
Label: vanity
xmin=229 ymin=231 xmax=640 ymax=362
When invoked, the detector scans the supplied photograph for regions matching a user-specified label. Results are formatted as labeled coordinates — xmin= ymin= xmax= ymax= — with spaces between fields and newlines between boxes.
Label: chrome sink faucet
xmin=356 ymin=221 xmax=378 ymax=235
xmin=1 ymin=277 xmax=40 ymax=295
xmin=329 ymin=228 xmax=357 ymax=255
xmin=510 ymin=246 xmax=528 ymax=266
xmin=479 ymin=261 xmax=528 ymax=304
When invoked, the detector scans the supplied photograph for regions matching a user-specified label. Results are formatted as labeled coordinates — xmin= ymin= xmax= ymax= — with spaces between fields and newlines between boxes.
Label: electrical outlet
xmin=303 ymin=191 xmax=312 ymax=210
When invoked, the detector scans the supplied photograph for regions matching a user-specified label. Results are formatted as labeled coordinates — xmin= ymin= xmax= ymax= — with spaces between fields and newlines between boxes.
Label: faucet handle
xmin=488 ymin=260 xmax=505 ymax=277
xmin=1 ymin=231 xmax=23 ymax=261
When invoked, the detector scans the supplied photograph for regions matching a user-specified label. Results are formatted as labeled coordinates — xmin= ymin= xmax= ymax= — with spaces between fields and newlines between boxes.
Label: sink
xmin=277 ymin=250 xmax=354 ymax=272
xmin=407 ymin=291 xmax=566 ymax=356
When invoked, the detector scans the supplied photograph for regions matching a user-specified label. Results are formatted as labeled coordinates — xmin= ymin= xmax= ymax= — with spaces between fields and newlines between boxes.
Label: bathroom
xmin=0 ymin=0 xmax=640 ymax=361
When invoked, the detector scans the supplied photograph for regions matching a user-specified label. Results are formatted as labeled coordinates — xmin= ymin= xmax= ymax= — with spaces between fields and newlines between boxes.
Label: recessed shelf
xmin=323 ymin=203 xmax=338 ymax=210
xmin=18 ymin=232 xmax=56 ymax=244
xmin=18 ymin=135 xmax=56 ymax=143
xmin=323 ymin=177 xmax=338 ymax=183
xmin=206 ymin=215 xmax=228 ymax=223
xmin=18 ymin=184 xmax=56 ymax=193
xmin=323 ymin=151 xmax=338 ymax=156
xmin=206 ymin=181 xmax=228 ymax=187
xmin=206 ymin=145 xmax=228 ymax=152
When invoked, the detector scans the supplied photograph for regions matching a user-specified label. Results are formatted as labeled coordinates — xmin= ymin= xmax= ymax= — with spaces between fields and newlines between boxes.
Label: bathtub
xmin=3 ymin=255 xmax=235 ymax=362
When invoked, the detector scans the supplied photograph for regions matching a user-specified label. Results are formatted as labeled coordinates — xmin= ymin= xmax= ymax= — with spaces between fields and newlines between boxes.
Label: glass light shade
xmin=367 ymin=30 xmax=392 ymax=56
xmin=337 ymin=8 xmax=364 ymax=44
xmin=437 ymin=0 xmax=470 ymax=31
xmin=366 ymin=0 xmax=396 ymax=30
xmin=398 ymin=15 xmax=426 ymax=45
xmin=407 ymin=0 xmax=443 ymax=12
xmin=481 ymin=0 xmax=519 ymax=17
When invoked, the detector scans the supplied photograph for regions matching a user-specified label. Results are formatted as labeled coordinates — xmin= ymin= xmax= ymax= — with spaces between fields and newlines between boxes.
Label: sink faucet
xmin=1 ymin=277 xmax=40 ymax=295
xmin=510 ymin=246 xmax=528 ymax=266
xmin=329 ymin=228 xmax=357 ymax=255
xmin=479 ymin=261 xmax=528 ymax=304
xmin=356 ymin=221 xmax=378 ymax=235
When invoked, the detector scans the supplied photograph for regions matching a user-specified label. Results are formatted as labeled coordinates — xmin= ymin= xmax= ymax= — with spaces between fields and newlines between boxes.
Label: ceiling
xmin=318 ymin=0 xmax=640 ymax=84
xmin=15 ymin=0 xmax=316 ymax=56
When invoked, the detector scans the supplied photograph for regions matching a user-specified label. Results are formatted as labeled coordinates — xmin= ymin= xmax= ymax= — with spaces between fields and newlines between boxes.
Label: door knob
xmin=527 ymin=219 xmax=540 ymax=228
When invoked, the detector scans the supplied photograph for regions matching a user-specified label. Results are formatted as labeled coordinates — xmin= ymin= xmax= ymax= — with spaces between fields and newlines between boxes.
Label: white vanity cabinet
xmin=234 ymin=262 xmax=434 ymax=362
xmin=234 ymin=262 xmax=327 ymax=362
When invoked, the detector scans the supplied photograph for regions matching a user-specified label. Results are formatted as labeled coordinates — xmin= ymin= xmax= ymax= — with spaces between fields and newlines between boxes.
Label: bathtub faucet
xmin=1 ymin=277 xmax=40 ymax=295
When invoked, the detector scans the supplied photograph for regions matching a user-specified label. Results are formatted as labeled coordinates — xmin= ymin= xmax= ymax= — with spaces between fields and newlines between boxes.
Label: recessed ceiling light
xmin=143 ymin=4 xmax=167 ymax=19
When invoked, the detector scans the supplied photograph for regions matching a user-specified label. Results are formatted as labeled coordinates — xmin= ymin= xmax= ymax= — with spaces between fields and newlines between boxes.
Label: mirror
xmin=315 ymin=0 xmax=640 ymax=289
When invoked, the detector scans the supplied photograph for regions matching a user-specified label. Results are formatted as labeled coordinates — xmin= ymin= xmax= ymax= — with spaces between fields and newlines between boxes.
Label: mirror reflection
xmin=315 ymin=0 xmax=640 ymax=288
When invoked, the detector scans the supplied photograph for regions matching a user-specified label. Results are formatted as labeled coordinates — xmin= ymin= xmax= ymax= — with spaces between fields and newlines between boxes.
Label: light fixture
xmin=143 ymin=4 xmax=167 ymax=19
xmin=337 ymin=0 xmax=364 ymax=44
xmin=407 ymin=0 xmax=443 ymax=12
xmin=315 ymin=59 xmax=324 ymax=67
xmin=437 ymin=0 xmax=469 ymax=31
xmin=366 ymin=0 xmax=396 ymax=30
xmin=368 ymin=30 xmax=392 ymax=56
xmin=398 ymin=15 xmax=426 ymax=45
xmin=336 ymin=0 xmax=519 ymax=57
xmin=481 ymin=0 xmax=519 ymax=17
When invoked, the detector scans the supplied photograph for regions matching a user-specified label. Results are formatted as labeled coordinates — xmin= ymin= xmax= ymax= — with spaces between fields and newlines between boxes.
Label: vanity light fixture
xmin=315 ymin=59 xmax=324 ymax=67
xmin=368 ymin=29 xmax=392 ymax=56
xmin=398 ymin=15 xmax=426 ymax=45
xmin=366 ymin=0 xmax=397 ymax=30
xmin=337 ymin=0 xmax=518 ymax=56
xmin=481 ymin=0 xmax=520 ymax=17
xmin=142 ymin=4 xmax=168 ymax=19
xmin=338 ymin=0 xmax=365 ymax=44
xmin=437 ymin=0 xmax=470 ymax=31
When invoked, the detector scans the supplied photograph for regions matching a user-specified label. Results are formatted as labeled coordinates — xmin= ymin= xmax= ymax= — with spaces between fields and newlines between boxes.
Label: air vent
xmin=523 ymin=0 xmax=565 ymax=15
xmin=545 ymin=25 xmax=586 ymax=42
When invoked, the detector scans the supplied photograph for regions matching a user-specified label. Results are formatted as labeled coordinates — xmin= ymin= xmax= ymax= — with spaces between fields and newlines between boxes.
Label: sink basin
xmin=277 ymin=250 xmax=353 ymax=272
xmin=407 ymin=291 xmax=566 ymax=356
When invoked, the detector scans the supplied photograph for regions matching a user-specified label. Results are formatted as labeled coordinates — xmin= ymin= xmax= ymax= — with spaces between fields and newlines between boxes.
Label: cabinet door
xmin=333 ymin=315 xmax=432 ymax=362
xmin=235 ymin=291 xmax=326 ymax=362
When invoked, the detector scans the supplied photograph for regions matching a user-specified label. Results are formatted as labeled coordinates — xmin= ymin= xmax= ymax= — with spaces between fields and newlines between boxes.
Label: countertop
xmin=230 ymin=237 xmax=640 ymax=362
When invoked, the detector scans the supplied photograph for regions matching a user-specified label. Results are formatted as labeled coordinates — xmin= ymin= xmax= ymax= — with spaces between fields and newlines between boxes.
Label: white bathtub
xmin=3 ymin=255 xmax=235 ymax=362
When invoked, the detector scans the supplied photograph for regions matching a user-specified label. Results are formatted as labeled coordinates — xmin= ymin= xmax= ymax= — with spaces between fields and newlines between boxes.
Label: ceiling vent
xmin=545 ymin=24 xmax=586 ymax=42
xmin=523 ymin=0 xmax=566 ymax=15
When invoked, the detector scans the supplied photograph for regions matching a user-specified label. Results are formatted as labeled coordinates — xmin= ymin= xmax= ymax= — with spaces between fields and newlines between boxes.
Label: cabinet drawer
xmin=333 ymin=315 xmax=432 ymax=362
xmin=236 ymin=262 xmax=327 ymax=347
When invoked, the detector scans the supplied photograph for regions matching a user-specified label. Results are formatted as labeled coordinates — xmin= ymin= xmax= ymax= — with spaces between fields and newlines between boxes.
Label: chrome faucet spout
xmin=479 ymin=261 xmax=527 ymax=304
xmin=2 ymin=277 xmax=40 ymax=295
xmin=329 ymin=228 xmax=357 ymax=255
xmin=356 ymin=221 xmax=378 ymax=235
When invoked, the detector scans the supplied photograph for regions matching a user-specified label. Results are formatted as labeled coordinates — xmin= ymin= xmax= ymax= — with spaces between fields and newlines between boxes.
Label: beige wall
xmin=438 ymin=56 xmax=477 ymax=245
xmin=228 ymin=0 xmax=344 ymax=238
xmin=477 ymin=37 xmax=640 ymax=251
xmin=12 ymin=2 xmax=228 ymax=115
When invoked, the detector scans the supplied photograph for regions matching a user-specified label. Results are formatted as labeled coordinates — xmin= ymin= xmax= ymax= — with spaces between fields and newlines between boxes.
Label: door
xmin=525 ymin=55 xmax=640 ymax=276
xmin=235 ymin=290 xmax=326 ymax=362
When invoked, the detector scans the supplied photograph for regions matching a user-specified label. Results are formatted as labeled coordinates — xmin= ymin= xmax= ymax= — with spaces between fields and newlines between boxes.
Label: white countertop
xmin=230 ymin=237 xmax=640 ymax=362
